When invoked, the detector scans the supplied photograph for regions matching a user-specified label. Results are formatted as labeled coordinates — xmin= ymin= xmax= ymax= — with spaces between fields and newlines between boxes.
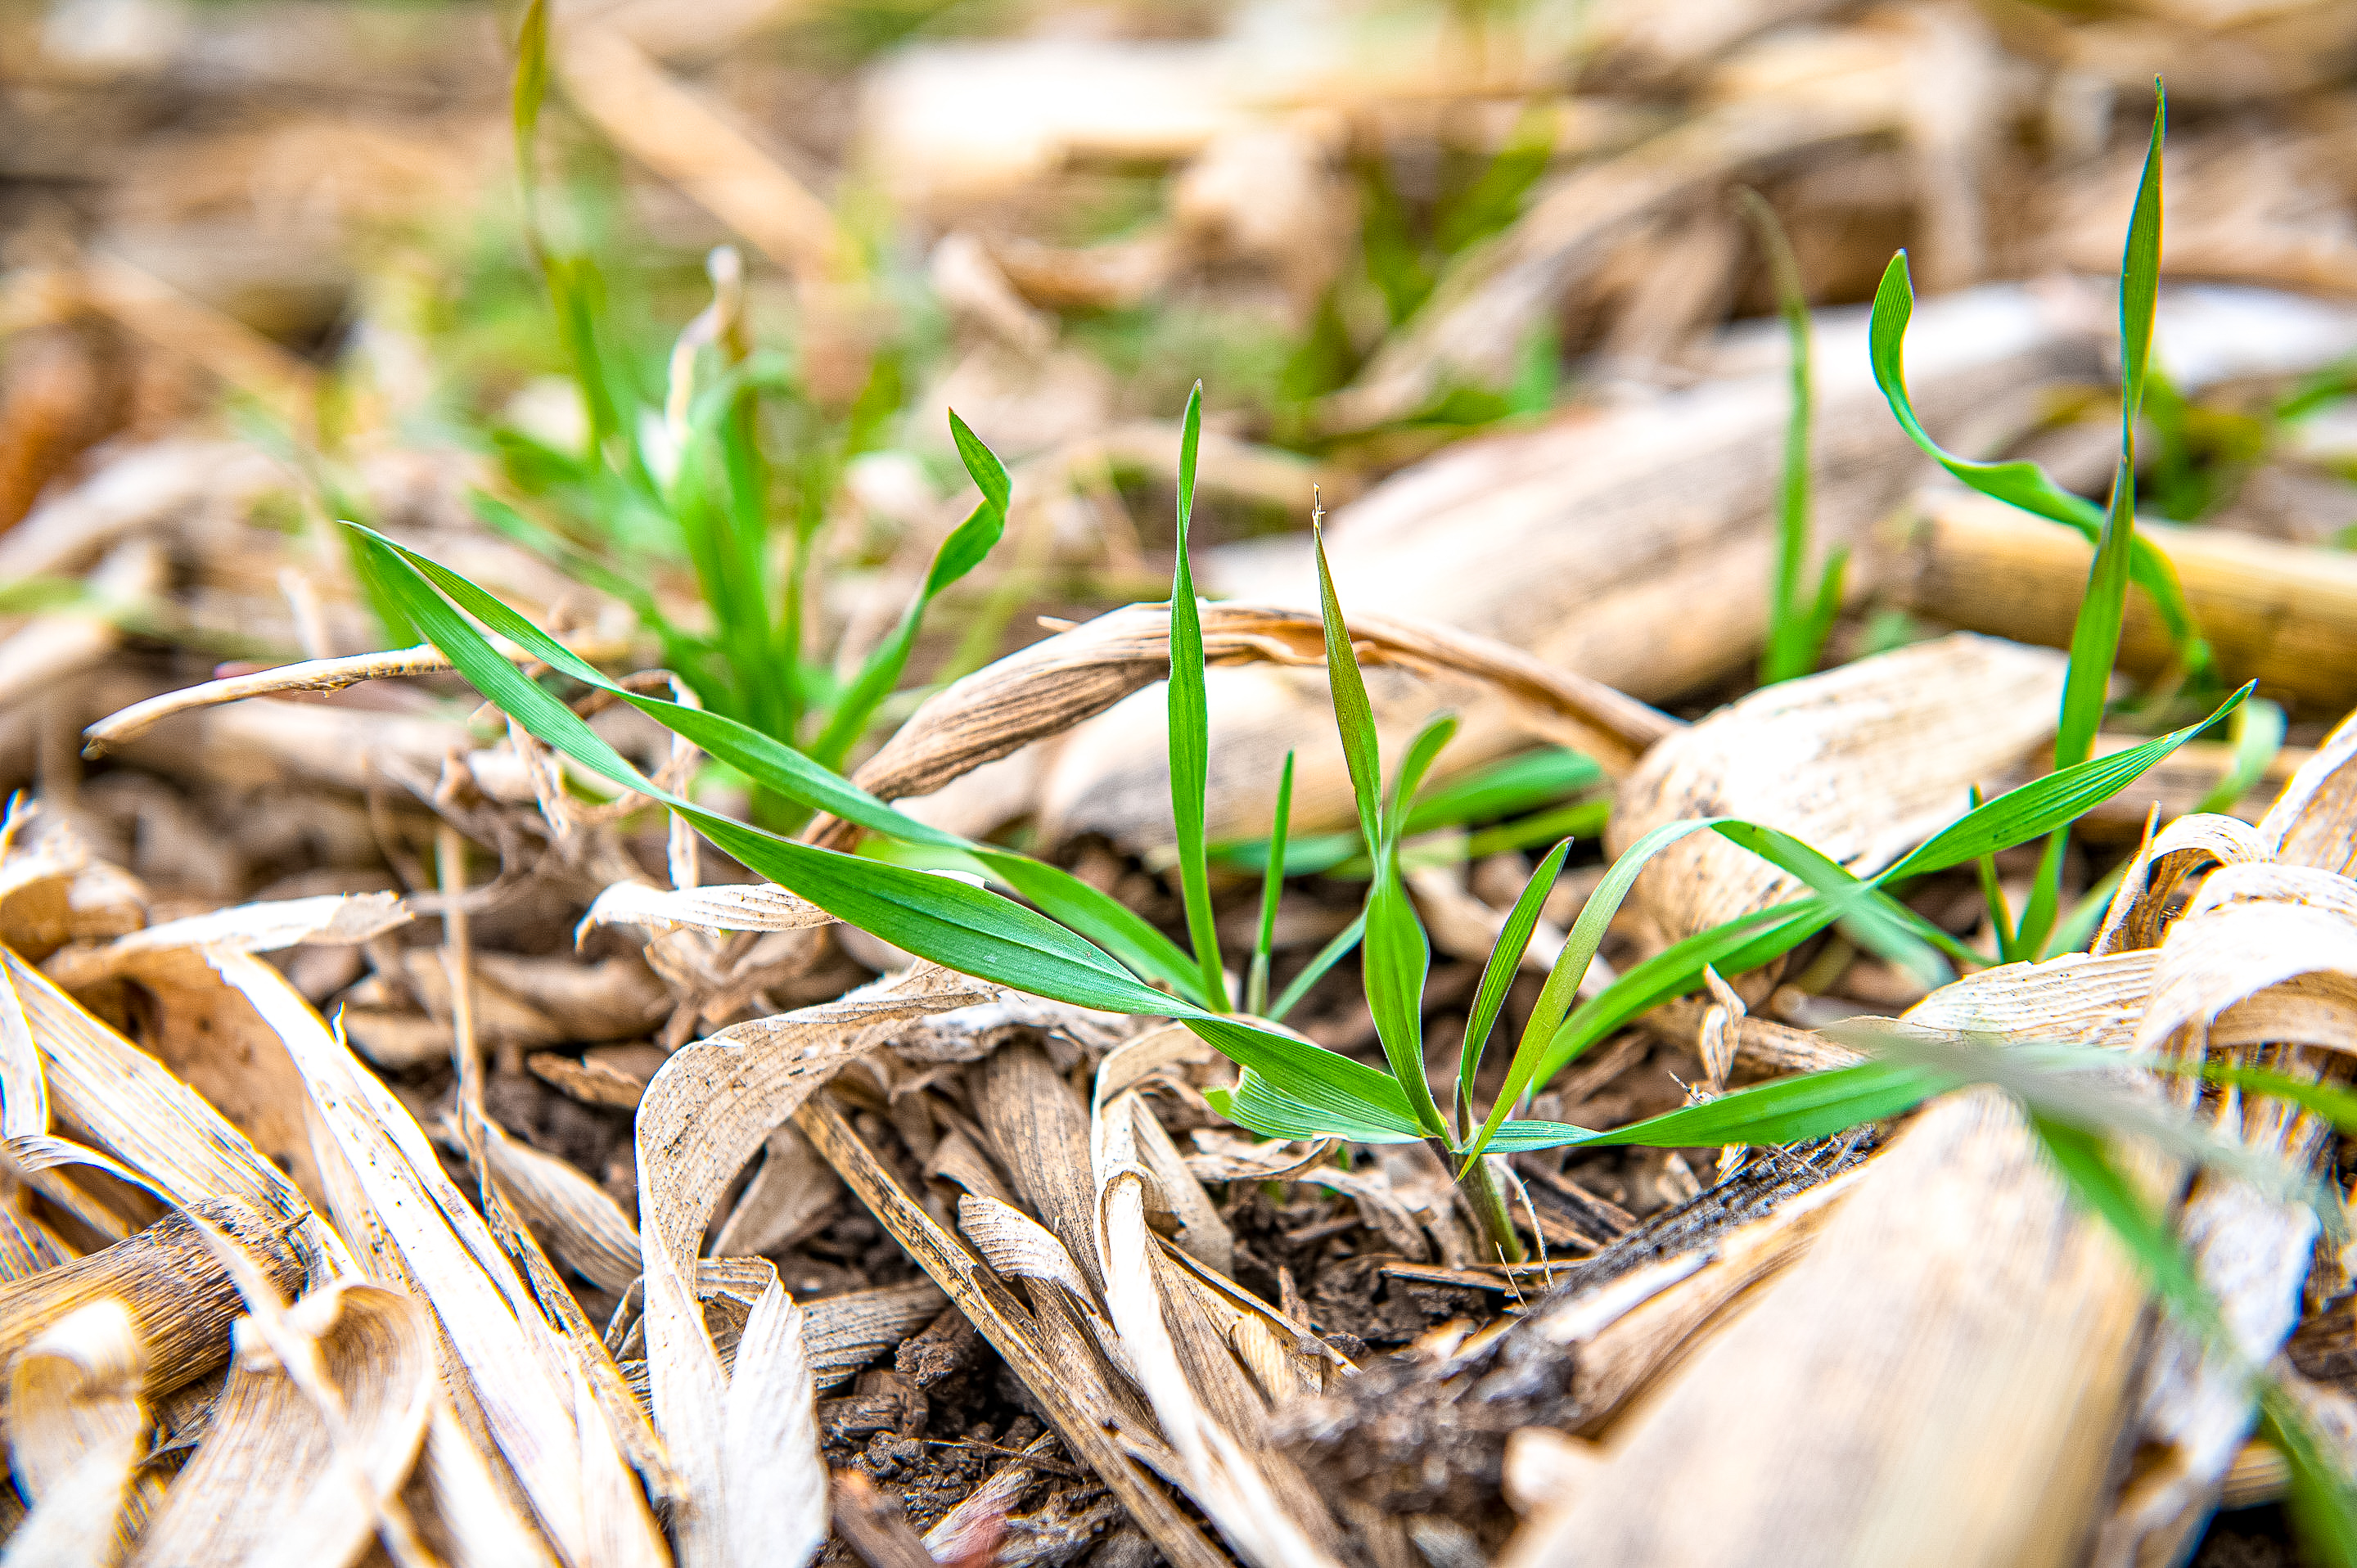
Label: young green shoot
xmin=1875 ymin=83 xmax=2188 ymax=961
xmin=1739 ymin=189 xmax=1846 ymax=687
xmin=483 ymin=7 xmax=1003 ymax=815
xmin=1246 ymin=752 xmax=1296 ymax=1018
xmin=1165 ymin=385 xmax=1230 ymax=1011
xmin=2017 ymin=83 xmax=2165 ymax=958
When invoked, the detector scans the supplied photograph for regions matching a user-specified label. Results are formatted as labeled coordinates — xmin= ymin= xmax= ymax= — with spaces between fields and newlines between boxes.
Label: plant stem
xmin=1454 ymin=1147 xmax=1527 ymax=1265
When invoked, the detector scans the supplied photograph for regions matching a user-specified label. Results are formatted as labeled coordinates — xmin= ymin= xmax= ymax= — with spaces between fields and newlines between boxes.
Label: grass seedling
xmin=1165 ymin=385 xmax=1229 ymax=1012
xmin=357 ymin=83 xmax=2251 ymax=1263
xmin=480 ymin=0 xmax=1004 ymax=823
xmin=1873 ymin=83 xmax=2193 ymax=959
xmin=1740 ymin=189 xmax=1846 ymax=687
xmin=357 ymin=367 xmax=2248 ymax=1264
xmin=1244 ymin=752 xmax=1295 ymax=1018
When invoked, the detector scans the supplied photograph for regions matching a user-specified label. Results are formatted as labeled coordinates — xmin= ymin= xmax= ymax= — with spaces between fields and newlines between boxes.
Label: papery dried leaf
xmin=214 ymin=952 xmax=668 ymax=1568
xmin=476 ymin=1118 xmax=642 ymax=1295
xmin=0 ymin=1201 xmax=300 ymax=1441
xmin=2 ymin=952 xmax=315 ymax=1237
xmin=2094 ymin=812 xmax=2275 ymax=954
xmin=716 ymin=1280 xmax=825 ymax=1568
xmin=7 ymin=1297 xmax=145 ymax=1566
xmin=957 ymin=1195 xmax=1106 ymax=1332
xmin=710 ymin=1124 xmax=838 ymax=1259
xmin=43 ymin=894 xmax=410 ymax=983
xmin=817 ymin=601 xmax=1677 ymax=852
xmin=580 ymin=880 xmax=831 ymax=939
xmin=633 ymin=966 xmax=985 ymax=1568
xmin=1608 ymin=633 xmax=2067 ymax=948
xmin=1498 ymin=952 xmax=2163 ymax=1566
xmin=130 ymin=1280 xmax=437 ymax=1568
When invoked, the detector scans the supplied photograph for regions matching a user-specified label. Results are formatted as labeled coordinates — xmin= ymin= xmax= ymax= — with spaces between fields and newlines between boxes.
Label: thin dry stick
xmin=439 ymin=827 xmax=517 ymax=1084
xmin=83 ymin=647 xmax=457 ymax=755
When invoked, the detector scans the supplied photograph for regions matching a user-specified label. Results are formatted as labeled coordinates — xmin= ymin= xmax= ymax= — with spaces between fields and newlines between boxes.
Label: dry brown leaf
xmin=581 ymin=880 xmax=831 ymax=939
xmin=1885 ymin=489 xmax=2357 ymax=711
xmin=815 ymin=599 xmax=1678 ymax=854
xmin=214 ymin=952 xmax=669 ymax=1568
xmin=633 ymin=965 xmax=985 ymax=1567
xmin=129 ymin=1276 xmax=440 ymax=1568
xmin=0 ymin=804 xmax=147 ymax=963
xmin=0 ymin=1201 xmax=303 ymax=1440
xmin=1609 ymin=633 xmax=2066 ymax=953
xmin=5 ymin=1297 xmax=146 ymax=1567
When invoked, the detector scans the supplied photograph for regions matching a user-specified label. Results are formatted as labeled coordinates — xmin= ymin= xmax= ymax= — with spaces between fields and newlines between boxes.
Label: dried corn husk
xmin=213 ymin=952 xmax=670 ymax=1568
xmin=2086 ymin=713 xmax=2357 ymax=1564
xmin=1882 ymin=489 xmax=2357 ymax=711
xmin=130 ymin=1278 xmax=442 ymax=1568
xmin=1607 ymin=633 xmax=2067 ymax=948
xmin=581 ymin=880 xmax=831 ymax=938
xmin=816 ymin=598 xmax=1676 ymax=854
xmin=5 ymin=1297 xmax=146 ymax=1567
xmin=1500 ymin=952 xmax=2163 ymax=1566
xmin=631 ymin=964 xmax=986 ymax=1567
xmin=0 ymin=1201 xmax=303 ymax=1435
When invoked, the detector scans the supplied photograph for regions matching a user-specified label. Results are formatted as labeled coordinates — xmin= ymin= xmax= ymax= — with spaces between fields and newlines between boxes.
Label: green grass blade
xmin=1246 ymin=752 xmax=1296 ymax=1017
xmin=1408 ymin=747 xmax=1602 ymax=831
xmin=1461 ymin=818 xmax=1723 ymax=1165
xmin=1385 ymin=714 xmax=1459 ymax=845
xmin=811 ymin=412 xmax=1010 ymax=767
xmin=1165 ymin=385 xmax=1229 ymax=1012
xmin=352 ymin=525 xmax=1224 ymax=1003
xmin=1186 ymin=1014 xmax=1421 ymax=1133
xmin=1270 ymin=909 xmax=1366 ymax=1022
xmin=1462 ymin=798 xmax=1612 ymax=860
xmin=1462 ymin=694 xmax=2255 ymax=1169
xmin=1456 ymin=837 xmax=1573 ymax=1137
xmin=1801 ymin=544 xmax=1849 ymax=673
xmin=1535 ymin=899 xmax=1839 ymax=1084
xmin=2189 ymin=1064 xmax=2357 ymax=1133
xmin=1211 ymin=746 xmax=1603 ymax=872
xmin=2261 ymin=1386 xmax=2357 ymax=1568
xmin=1739 ymin=189 xmax=1821 ymax=687
xmin=1868 ymin=252 xmax=2209 ymax=677
xmin=2056 ymin=82 xmax=2165 ymax=773
xmin=2195 ymin=696 xmax=2286 ymax=814
xmin=1207 ymin=1069 xmax=1422 ymax=1145
xmin=2117 ymin=87 xmax=2166 ymax=436
xmin=974 ymin=851 xmax=1214 ymax=1007
xmin=1873 ymin=685 xmax=2248 ymax=883
xmin=1314 ymin=525 xmax=1384 ymax=845
xmin=510 ymin=0 xmax=549 ymax=229
xmin=1484 ymin=1058 xmax=1954 ymax=1154
xmin=2030 ymin=1115 xmax=2217 ymax=1331
xmin=1964 ymin=784 xmax=2021 ymax=962
xmin=2047 ymin=856 xmax=2129 ymax=957
xmin=1364 ymin=861 xmax=1446 ymax=1136
xmin=1706 ymin=820 xmax=1954 ymax=988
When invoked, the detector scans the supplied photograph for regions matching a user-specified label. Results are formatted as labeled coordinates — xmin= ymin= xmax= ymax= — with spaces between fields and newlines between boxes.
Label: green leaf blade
xmin=1166 ymin=385 xmax=1228 ymax=1012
